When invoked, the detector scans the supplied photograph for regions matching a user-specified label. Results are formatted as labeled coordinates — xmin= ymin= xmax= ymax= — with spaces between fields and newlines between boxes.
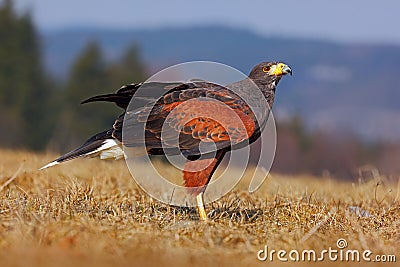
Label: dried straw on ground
xmin=0 ymin=149 xmax=398 ymax=266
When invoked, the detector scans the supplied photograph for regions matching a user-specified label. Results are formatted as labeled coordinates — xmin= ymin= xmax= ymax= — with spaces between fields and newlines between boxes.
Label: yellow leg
xmin=196 ymin=192 xmax=207 ymax=221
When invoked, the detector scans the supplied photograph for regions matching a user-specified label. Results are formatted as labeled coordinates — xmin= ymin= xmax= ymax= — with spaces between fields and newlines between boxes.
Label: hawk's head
xmin=249 ymin=62 xmax=292 ymax=81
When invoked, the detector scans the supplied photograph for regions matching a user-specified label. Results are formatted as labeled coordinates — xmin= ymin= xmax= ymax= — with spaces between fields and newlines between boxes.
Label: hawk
xmin=41 ymin=61 xmax=292 ymax=220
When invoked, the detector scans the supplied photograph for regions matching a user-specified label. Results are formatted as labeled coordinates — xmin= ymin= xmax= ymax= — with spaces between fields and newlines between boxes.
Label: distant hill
xmin=41 ymin=26 xmax=400 ymax=141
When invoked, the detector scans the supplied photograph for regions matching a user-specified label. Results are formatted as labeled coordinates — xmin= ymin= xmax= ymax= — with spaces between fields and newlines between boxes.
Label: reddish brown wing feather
xmin=114 ymin=82 xmax=257 ymax=153
xmin=163 ymin=99 xmax=255 ymax=145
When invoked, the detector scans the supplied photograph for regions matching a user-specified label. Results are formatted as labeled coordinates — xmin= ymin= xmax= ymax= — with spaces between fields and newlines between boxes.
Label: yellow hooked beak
xmin=269 ymin=63 xmax=292 ymax=76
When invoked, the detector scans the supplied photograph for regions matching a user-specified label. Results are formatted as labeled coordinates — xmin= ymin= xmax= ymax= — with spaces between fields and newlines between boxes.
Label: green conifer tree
xmin=0 ymin=0 xmax=54 ymax=150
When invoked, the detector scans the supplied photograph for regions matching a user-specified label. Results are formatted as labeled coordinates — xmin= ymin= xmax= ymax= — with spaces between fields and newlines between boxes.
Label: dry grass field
xmin=0 ymin=149 xmax=399 ymax=267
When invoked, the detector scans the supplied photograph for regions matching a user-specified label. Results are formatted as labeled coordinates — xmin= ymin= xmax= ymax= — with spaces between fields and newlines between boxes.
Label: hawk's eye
xmin=262 ymin=66 xmax=271 ymax=73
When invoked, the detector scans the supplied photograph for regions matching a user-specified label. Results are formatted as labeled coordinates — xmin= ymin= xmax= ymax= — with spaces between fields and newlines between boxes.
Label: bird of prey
xmin=41 ymin=61 xmax=292 ymax=220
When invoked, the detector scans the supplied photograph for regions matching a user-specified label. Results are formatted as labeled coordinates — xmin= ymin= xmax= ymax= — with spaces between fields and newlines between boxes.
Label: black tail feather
xmin=40 ymin=129 xmax=114 ymax=169
xmin=56 ymin=129 xmax=114 ymax=163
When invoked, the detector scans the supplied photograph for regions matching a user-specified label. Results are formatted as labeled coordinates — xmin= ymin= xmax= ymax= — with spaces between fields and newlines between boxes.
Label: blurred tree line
xmin=0 ymin=0 xmax=53 ymax=150
xmin=0 ymin=1 xmax=145 ymax=151
xmin=271 ymin=116 xmax=396 ymax=179
xmin=0 ymin=1 xmax=399 ymax=180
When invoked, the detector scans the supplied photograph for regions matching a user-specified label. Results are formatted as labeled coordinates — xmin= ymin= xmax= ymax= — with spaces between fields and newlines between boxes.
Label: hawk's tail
xmin=40 ymin=129 xmax=123 ymax=170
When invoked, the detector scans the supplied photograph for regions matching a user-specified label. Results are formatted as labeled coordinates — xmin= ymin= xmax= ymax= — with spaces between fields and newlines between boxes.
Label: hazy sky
xmin=13 ymin=0 xmax=400 ymax=45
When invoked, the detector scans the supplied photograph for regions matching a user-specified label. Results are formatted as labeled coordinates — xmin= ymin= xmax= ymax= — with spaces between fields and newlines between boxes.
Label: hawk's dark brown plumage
xmin=41 ymin=61 xmax=292 ymax=220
